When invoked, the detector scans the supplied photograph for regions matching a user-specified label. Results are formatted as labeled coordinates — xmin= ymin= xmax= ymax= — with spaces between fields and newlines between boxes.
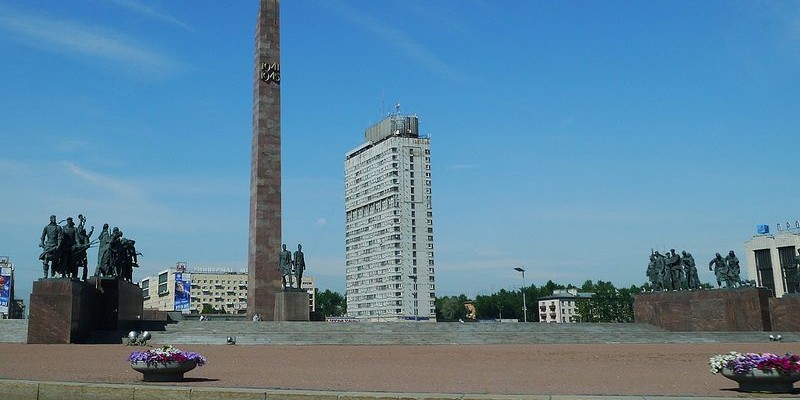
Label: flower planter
xmin=131 ymin=360 xmax=198 ymax=382
xmin=722 ymin=368 xmax=800 ymax=393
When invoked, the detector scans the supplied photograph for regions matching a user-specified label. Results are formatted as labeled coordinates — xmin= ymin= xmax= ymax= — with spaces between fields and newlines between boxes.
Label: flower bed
xmin=709 ymin=352 xmax=800 ymax=375
xmin=129 ymin=345 xmax=207 ymax=366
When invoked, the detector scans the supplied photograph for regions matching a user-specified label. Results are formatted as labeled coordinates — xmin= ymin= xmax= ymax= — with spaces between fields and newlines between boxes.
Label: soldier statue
xmin=682 ymin=251 xmax=700 ymax=290
xmin=39 ymin=215 xmax=62 ymax=279
xmin=667 ymin=249 xmax=683 ymax=290
xmin=646 ymin=253 xmax=661 ymax=291
xmin=683 ymin=252 xmax=695 ymax=289
xmin=709 ymin=253 xmax=728 ymax=288
xmin=75 ymin=214 xmax=94 ymax=281
xmin=279 ymin=244 xmax=293 ymax=289
xmin=293 ymin=244 xmax=306 ymax=290
xmin=725 ymin=250 xmax=741 ymax=288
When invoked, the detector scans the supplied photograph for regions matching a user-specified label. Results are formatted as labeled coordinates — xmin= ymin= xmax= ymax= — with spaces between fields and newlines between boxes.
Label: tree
xmin=316 ymin=289 xmax=346 ymax=317
xmin=435 ymin=294 xmax=470 ymax=321
xmin=575 ymin=281 xmax=642 ymax=322
xmin=201 ymin=303 xmax=226 ymax=314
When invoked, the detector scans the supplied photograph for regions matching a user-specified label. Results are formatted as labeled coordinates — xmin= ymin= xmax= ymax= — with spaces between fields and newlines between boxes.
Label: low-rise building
xmin=537 ymin=289 xmax=592 ymax=323
xmin=140 ymin=266 xmax=316 ymax=314
xmin=744 ymin=230 xmax=800 ymax=298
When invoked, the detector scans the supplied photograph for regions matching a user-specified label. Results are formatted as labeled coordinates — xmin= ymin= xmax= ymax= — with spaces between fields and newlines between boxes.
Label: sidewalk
xmin=0 ymin=342 xmax=797 ymax=398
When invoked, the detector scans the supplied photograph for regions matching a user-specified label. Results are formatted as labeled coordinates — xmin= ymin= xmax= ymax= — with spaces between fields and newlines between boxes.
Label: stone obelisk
xmin=248 ymin=0 xmax=281 ymax=321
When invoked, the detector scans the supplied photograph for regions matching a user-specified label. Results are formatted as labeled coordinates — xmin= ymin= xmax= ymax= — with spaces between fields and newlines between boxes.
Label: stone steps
xmin=2 ymin=319 xmax=798 ymax=345
xmin=0 ymin=320 xmax=28 ymax=343
xmin=147 ymin=321 xmax=800 ymax=345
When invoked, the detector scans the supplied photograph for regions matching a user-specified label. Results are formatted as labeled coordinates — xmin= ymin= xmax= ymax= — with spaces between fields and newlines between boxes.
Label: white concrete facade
xmin=537 ymin=289 xmax=589 ymax=323
xmin=344 ymin=113 xmax=436 ymax=322
xmin=141 ymin=268 xmax=316 ymax=314
xmin=744 ymin=232 xmax=800 ymax=298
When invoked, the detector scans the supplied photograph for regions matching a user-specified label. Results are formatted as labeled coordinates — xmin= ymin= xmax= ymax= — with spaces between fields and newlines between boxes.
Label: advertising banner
xmin=0 ymin=266 xmax=11 ymax=315
xmin=174 ymin=272 xmax=191 ymax=312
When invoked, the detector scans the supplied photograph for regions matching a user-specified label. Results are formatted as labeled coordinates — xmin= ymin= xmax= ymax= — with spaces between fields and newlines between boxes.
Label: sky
xmin=1 ymin=0 xmax=799 ymax=305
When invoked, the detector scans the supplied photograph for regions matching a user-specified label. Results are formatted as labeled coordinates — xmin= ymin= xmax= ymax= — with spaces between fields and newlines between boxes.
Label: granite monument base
xmin=633 ymin=287 xmax=771 ymax=331
xmin=92 ymin=277 xmax=144 ymax=333
xmin=27 ymin=278 xmax=144 ymax=344
xmin=769 ymin=294 xmax=800 ymax=331
xmin=274 ymin=290 xmax=310 ymax=321
xmin=27 ymin=279 xmax=96 ymax=344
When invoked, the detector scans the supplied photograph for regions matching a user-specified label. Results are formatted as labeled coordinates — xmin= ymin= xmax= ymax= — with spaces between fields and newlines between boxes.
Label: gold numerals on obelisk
xmin=260 ymin=62 xmax=280 ymax=84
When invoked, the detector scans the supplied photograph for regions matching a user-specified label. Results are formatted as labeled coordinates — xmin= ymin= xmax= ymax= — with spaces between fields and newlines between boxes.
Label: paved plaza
xmin=1 ymin=342 xmax=799 ymax=398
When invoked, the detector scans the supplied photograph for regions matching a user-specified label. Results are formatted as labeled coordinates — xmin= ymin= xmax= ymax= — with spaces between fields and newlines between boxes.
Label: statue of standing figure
xmin=666 ymin=249 xmax=683 ymax=290
xmin=75 ymin=214 xmax=94 ymax=281
xmin=709 ymin=253 xmax=728 ymax=288
xmin=95 ymin=224 xmax=111 ymax=276
xmin=279 ymin=244 xmax=293 ymax=289
xmin=725 ymin=250 xmax=741 ymax=287
xmin=682 ymin=251 xmax=700 ymax=290
xmin=293 ymin=244 xmax=306 ymax=289
xmin=646 ymin=253 xmax=661 ymax=291
xmin=39 ymin=215 xmax=62 ymax=279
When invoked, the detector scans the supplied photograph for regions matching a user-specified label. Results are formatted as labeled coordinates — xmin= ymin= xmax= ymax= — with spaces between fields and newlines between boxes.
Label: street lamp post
xmin=513 ymin=267 xmax=527 ymax=322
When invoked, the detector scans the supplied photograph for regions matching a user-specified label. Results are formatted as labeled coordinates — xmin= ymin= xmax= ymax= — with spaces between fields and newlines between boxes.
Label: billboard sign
xmin=174 ymin=272 xmax=191 ymax=312
xmin=0 ymin=266 xmax=11 ymax=315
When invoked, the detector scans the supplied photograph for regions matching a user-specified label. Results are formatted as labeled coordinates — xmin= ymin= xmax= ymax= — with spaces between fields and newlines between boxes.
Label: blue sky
xmin=1 ymin=1 xmax=799 ymax=304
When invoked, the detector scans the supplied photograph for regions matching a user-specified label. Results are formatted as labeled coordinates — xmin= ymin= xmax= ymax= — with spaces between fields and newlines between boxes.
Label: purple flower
xmin=129 ymin=346 xmax=207 ymax=366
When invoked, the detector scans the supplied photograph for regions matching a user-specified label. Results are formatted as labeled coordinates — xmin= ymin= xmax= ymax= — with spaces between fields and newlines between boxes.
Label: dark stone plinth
xmin=28 ymin=279 xmax=95 ymax=344
xmin=248 ymin=0 xmax=282 ymax=321
xmin=92 ymin=278 xmax=144 ymax=332
xmin=633 ymin=287 xmax=771 ymax=331
xmin=274 ymin=291 xmax=309 ymax=321
xmin=27 ymin=278 xmax=144 ymax=344
xmin=769 ymin=294 xmax=800 ymax=331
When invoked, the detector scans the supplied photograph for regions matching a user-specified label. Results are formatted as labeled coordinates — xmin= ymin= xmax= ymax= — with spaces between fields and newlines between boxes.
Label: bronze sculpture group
xmin=39 ymin=214 xmax=140 ymax=282
xmin=646 ymin=248 xmax=750 ymax=291
xmin=278 ymin=243 xmax=306 ymax=290
xmin=708 ymin=250 xmax=746 ymax=288
xmin=647 ymin=249 xmax=701 ymax=291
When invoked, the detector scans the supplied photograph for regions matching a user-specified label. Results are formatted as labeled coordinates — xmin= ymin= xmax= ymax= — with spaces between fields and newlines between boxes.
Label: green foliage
xmin=574 ymin=281 xmax=643 ymax=322
xmin=436 ymin=279 xmax=645 ymax=323
xmin=434 ymin=294 xmax=470 ymax=321
xmin=200 ymin=303 xmax=226 ymax=314
xmin=316 ymin=289 xmax=347 ymax=317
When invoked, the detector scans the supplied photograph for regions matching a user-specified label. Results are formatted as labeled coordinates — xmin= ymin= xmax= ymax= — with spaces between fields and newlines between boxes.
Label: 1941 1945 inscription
xmin=260 ymin=62 xmax=280 ymax=84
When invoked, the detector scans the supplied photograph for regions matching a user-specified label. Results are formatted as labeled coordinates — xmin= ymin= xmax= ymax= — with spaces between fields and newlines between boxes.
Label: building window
xmin=158 ymin=272 xmax=168 ymax=295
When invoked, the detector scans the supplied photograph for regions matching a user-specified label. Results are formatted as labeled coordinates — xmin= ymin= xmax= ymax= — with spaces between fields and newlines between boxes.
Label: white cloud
xmin=105 ymin=0 xmax=193 ymax=32
xmin=0 ymin=5 xmax=181 ymax=77
xmin=317 ymin=218 xmax=328 ymax=225
xmin=64 ymin=162 xmax=142 ymax=199
xmin=322 ymin=0 xmax=473 ymax=82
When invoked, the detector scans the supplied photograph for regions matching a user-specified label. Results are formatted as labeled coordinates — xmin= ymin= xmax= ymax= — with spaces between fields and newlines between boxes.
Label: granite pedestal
xmin=768 ymin=294 xmax=800 ymax=331
xmin=27 ymin=278 xmax=143 ymax=344
xmin=27 ymin=279 xmax=96 ymax=344
xmin=274 ymin=290 xmax=309 ymax=321
xmin=634 ymin=287 xmax=772 ymax=331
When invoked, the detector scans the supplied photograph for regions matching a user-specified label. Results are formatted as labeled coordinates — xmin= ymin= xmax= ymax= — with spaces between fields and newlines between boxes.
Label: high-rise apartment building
xmin=344 ymin=113 xmax=436 ymax=321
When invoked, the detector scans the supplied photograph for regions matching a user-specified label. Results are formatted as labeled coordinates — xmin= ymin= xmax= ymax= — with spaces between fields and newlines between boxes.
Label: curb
xmin=0 ymin=379 xmax=768 ymax=400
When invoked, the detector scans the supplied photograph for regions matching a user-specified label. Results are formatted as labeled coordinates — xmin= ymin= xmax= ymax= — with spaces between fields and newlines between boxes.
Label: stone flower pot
xmin=722 ymin=368 xmax=800 ymax=393
xmin=131 ymin=360 xmax=198 ymax=382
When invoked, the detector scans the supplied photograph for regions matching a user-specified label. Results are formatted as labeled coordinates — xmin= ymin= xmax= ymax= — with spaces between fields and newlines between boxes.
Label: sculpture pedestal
xmin=634 ymin=287 xmax=771 ymax=331
xmin=274 ymin=290 xmax=309 ymax=321
xmin=92 ymin=278 xmax=144 ymax=332
xmin=28 ymin=279 xmax=95 ymax=344
xmin=27 ymin=278 xmax=144 ymax=344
